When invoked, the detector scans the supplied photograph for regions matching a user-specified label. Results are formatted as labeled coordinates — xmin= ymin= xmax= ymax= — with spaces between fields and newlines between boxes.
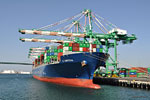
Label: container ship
xmin=19 ymin=9 xmax=136 ymax=89
xmin=31 ymin=44 xmax=108 ymax=89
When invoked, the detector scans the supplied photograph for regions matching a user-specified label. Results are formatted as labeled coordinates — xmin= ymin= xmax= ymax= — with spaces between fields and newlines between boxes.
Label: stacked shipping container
xmin=118 ymin=67 xmax=150 ymax=78
xmin=34 ymin=42 xmax=103 ymax=67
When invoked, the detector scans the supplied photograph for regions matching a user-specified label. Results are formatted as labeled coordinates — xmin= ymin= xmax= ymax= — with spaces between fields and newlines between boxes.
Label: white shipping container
xmin=80 ymin=47 xmax=83 ymax=51
xmin=93 ymin=48 xmax=96 ymax=52
xmin=44 ymin=53 xmax=47 ymax=60
xmin=63 ymin=47 xmax=69 ymax=51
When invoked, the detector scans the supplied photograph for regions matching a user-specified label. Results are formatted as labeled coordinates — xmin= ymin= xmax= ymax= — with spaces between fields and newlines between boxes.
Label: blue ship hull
xmin=33 ymin=52 xmax=107 ymax=79
xmin=32 ymin=52 xmax=108 ymax=89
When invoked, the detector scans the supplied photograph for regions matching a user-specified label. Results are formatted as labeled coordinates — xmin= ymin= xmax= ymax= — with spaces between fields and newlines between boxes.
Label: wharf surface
xmin=93 ymin=77 xmax=150 ymax=90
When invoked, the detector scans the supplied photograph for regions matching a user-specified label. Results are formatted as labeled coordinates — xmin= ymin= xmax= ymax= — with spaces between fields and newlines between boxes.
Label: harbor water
xmin=0 ymin=74 xmax=150 ymax=100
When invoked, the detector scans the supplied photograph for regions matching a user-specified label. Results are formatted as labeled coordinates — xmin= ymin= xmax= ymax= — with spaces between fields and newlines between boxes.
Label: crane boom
xmin=19 ymin=29 xmax=136 ymax=42
xmin=19 ymin=29 xmax=86 ymax=38
xmin=20 ymin=38 xmax=74 ymax=44
xmin=30 ymin=48 xmax=45 ymax=50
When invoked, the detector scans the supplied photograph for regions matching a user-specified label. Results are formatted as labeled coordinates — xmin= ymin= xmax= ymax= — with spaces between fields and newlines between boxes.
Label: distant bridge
xmin=0 ymin=62 xmax=33 ymax=65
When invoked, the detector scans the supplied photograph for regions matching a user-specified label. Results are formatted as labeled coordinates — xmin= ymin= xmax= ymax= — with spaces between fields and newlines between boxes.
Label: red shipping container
xmin=120 ymin=70 xmax=126 ymax=73
xmin=57 ymin=45 xmax=63 ymax=49
xmin=41 ymin=54 xmax=44 ymax=56
xmin=58 ymin=56 xmax=60 ymax=61
xmin=35 ymin=59 xmax=38 ymax=62
xmin=72 ymin=47 xmax=79 ymax=51
xmin=69 ymin=43 xmax=73 ymax=47
xmin=72 ymin=43 xmax=79 ymax=47
xmin=83 ymin=47 xmax=87 ymax=52
xmin=92 ymin=44 xmax=96 ymax=48
xmin=130 ymin=67 xmax=148 ymax=73
xmin=129 ymin=75 xmax=137 ymax=77
xmin=58 ymin=52 xmax=63 ymax=56
xmin=76 ymin=47 xmax=79 ymax=51
xmin=86 ymin=48 xmax=89 ymax=52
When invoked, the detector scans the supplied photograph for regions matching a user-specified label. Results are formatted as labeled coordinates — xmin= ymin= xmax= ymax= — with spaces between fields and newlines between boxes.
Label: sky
xmin=0 ymin=0 xmax=150 ymax=72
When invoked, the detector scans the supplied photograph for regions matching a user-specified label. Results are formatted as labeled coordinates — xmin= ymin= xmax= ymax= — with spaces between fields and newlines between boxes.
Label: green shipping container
xmin=148 ymin=68 xmax=150 ymax=72
xmin=47 ymin=56 xmax=50 ymax=59
xmin=47 ymin=59 xmax=50 ymax=62
xmin=54 ymin=55 xmax=57 ymax=59
xmin=93 ymin=41 xmax=97 ymax=44
xmin=148 ymin=68 xmax=150 ymax=75
xmin=54 ymin=49 xmax=58 ymax=53
xmin=51 ymin=56 xmax=54 ymax=58
xmin=63 ymin=43 xmax=69 ymax=47
xmin=100 ymin=48 xmax=103 ymax=52
xmin=79 ymin=43 xmax=83 ymax=47
xmin=86 ymin=44 xmax=90 ymax=48
xmin=83 ymin=44 xmax=86 ymax=47
xmin=126 ymin=75 xmax=129 ymax=77
xmin=120 ymin=75 xmax=125 ymax=78
xmin=69 ymin=47 xmax=72 ymax=51
xmin=137 ymin=73 xmax=145 ymax=77
xmin=129 ymin=70 xmax=137 ymax=72
xmin=47 ymin=50 xmax=50 ymax=53
xmin=58 ymin=49 xmax=63 ymax=52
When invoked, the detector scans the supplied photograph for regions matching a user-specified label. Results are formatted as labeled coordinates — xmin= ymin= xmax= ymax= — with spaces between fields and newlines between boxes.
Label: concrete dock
xmin=93 ymin=77 xmax=150 ymax=90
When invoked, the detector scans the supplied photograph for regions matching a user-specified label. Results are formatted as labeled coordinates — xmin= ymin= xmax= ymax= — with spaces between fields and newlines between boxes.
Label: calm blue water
xmin=0 ymin=74 xmax=149 ymax=100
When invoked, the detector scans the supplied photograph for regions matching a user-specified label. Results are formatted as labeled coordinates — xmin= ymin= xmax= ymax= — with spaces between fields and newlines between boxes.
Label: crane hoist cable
xmin=92 ymin=18 xmax=106 ymax=34
xmin=55 ymin=23 xmax=73 ymax=31
xmin=92 ymin=14 xmax=109 ymax=33
xmin=37 ymin=13 xmax=83 ymax=30
xmin=65 ymin=14 xmax=84 ymax=32
xmin=57 ymin=14 xmax=84 ymax=32
xmin=94 ymin=13 xmax=117 ymax=29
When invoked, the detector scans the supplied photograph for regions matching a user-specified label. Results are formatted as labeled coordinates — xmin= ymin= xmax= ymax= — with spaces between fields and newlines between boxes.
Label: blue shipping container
xmin=47 ymin=53 xmax=50 ymax=56
xmin=100 ymin=45 xmax=103 ymax=48
xmin=45 ymin=47 xmax=49 ymax=50
xmin=50 ymin=52 xmax=54 ymax=56
xmin=129 ymin=72 xmax=137 ymax=75
xmin=96 ymin=48 xmax=100 ymax=52
xmin=120 ymin=73 xmax=125 ymax=75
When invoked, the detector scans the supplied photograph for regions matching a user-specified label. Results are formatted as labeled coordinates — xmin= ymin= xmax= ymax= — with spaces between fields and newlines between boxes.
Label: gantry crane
xmin=19 ymin=9 xmax=136 ymax=73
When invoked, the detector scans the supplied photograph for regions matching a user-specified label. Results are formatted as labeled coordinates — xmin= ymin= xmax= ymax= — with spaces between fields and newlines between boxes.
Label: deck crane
xmin=19 ymin=9 xmax=136 ymax=74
